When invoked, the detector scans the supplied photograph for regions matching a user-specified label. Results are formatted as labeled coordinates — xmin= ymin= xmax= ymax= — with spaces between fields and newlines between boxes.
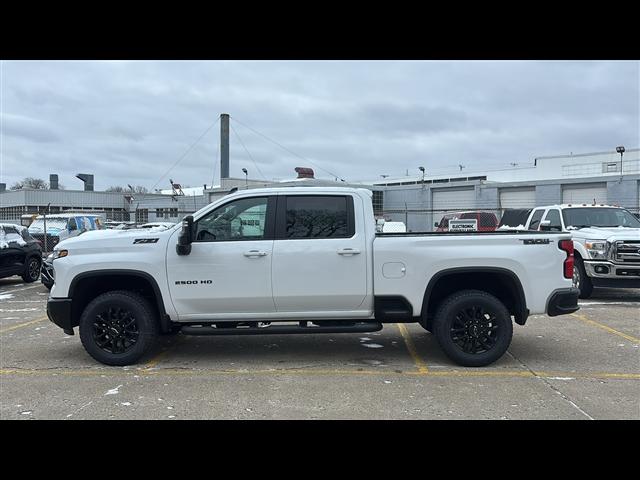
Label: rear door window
xmin=280 ymin=195 xmax=354 ymax=239
xmin=528 ymin=209 xmax=545 ymax=230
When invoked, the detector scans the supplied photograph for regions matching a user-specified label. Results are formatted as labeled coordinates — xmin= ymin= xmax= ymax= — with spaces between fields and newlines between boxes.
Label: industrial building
xmin=375 ymin=148 xmax=640 ymax=231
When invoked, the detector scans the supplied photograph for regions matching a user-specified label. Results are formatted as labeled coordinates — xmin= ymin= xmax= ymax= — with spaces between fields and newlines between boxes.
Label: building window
xmin=372 ymin=190 xmax=384 ymax=216
xmin=135 ymin=209 xmax=148 ymax=224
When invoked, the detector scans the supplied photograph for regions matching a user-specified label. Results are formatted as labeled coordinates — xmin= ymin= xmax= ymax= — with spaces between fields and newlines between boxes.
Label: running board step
xmin=180 ymin=322 xmax=383 ymax=336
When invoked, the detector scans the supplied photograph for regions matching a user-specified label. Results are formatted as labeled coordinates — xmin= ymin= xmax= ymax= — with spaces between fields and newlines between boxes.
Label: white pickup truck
xmin=47 ymin=187 xmax=579 ymax=367
xmin=521 ymin=204 xmax=640 ymax=298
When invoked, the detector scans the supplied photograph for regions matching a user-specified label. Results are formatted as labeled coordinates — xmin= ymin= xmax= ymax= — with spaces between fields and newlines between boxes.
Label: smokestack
xmin=76 ymin=173 xmax=94 ymax=191
xmin=220 ymin=113 xmax=230 ymax=179
xmin=49 ymin=174 xmax=59 ymax=190
xmin=0 ymin=183 xmax=6 ymax=192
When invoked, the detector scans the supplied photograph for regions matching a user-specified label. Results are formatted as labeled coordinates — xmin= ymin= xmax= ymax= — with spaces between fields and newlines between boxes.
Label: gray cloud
xmin=1 ymin=60 xmax=638 ymax=189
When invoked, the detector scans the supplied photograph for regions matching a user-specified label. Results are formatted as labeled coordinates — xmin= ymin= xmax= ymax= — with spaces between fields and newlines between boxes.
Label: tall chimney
xmin=220 ymin=113 xmax=230 ymax=179
xmin=49 ymin=174 xmax=59 ymax=190
xmin=76 ymin=173 xmax=94 ymax=191
xmin=0 ymin=183 xmax=6 ymax=192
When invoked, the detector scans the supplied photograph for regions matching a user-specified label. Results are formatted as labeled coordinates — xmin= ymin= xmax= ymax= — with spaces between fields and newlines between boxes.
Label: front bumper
xmin=584 ymin=261 xmax=640 ymax=288
xmin=47 ymin=298 xmax=74 ymax=334
xmin=41 ymin=262 xmax=54 ymax=288
xmin=546 ymin=287 xmax=580 ymax=317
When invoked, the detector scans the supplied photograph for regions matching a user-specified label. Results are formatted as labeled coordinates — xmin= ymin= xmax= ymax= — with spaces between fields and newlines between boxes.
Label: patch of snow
xmin=497 ymin=224 xmax=525 ymax=231
xmin=362 ymin=343 xmax=384 ymax=349
xmin=120 ymin=402 xmax=132 ymax=406
xmin=105 ymin=385 xmax=123 ymax=395
xmin=0 ymin=293 xmax=15 ymax=300
xmin=547 ymin=377 xmax=575 ymax=381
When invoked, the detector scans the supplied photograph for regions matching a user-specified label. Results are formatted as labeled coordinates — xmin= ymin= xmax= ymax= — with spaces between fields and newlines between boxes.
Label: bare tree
xmin=10 ymin=177 xmax=49 ymax=190
xmin=106 ymin=185 xmax=149 ymax=193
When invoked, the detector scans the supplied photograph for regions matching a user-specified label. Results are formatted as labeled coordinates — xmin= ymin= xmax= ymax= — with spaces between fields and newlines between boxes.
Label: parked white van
xmin=28 ymin=213 xmax=103 ymax=251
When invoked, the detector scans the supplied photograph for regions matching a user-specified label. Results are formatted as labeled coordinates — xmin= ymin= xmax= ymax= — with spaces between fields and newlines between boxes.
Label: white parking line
xmin=579 ymin=301 xmax=640 ymax=306
xmin=0 ymin=284 xmax=43 ymax=295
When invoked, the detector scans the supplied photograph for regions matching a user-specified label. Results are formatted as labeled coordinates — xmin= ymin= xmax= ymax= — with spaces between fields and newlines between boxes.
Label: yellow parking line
xmin=396 ymin=323 xmax=429 ymax=373
xmin=141 ymin=336 xmax=186 ymax=370
xmin=0 ymin=316 xmax=49 ymax=334
xmin=571 ymin=313 xmax=640 ymax=344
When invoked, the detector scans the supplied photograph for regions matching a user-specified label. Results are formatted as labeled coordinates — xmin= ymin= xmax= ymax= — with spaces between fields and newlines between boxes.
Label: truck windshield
xmin=562 ymin=208 xmax=640 ymax=228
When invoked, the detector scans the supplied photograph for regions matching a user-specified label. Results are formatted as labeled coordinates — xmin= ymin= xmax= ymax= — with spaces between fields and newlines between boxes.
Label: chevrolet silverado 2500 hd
xmin=47 ymin=187 xmax=579 ymax=367
xmin=522 ymin=204 xmax=640 ymax=298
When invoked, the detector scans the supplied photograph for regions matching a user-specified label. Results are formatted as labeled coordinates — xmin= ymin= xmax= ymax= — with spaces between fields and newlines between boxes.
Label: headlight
xmin=53 ymin=249 xmax=68 ymax=260
xmin=585 ymin=241 xmax=607 ymax=260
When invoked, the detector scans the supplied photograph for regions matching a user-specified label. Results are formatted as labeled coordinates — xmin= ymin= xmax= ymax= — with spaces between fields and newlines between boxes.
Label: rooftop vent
xmin=295 ymin=167 xmax=315 ymax=179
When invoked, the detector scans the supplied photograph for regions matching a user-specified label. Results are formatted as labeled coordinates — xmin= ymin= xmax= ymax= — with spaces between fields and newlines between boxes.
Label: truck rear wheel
xmin=433 ymin=290 xmax=513 ymax=367
xmin=79 ymin=291 xmax=158 ymax=366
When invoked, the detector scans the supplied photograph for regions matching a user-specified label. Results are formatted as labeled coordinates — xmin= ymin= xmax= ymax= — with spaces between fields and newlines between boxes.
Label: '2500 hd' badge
xmin=175 ymin=280 xmax=213 ymax=285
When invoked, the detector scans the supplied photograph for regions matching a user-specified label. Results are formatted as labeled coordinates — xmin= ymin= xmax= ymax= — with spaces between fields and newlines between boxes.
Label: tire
xmin=79 ymin=290 xmax=158 ymax=366
xmin=21 ymin=256 xmax=41 ymax=283
xmin=418 ymin=317 xmax=432 ymax=333
xmin=432 ymin=290 xmax=513 ymax=367
xmin=573 ymin=257 xmax=593 ymax=299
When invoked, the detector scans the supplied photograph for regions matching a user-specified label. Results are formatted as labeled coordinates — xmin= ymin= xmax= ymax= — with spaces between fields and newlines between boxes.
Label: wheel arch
xmin=422 ymin=267 xmax=528 ymax=327
xmin=68 ymin=270 xmax=172 ymax=333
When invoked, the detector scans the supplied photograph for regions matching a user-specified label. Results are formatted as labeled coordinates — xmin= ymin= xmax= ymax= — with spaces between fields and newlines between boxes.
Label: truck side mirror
xmin=176 ymin=215 xmax=194 ymax=255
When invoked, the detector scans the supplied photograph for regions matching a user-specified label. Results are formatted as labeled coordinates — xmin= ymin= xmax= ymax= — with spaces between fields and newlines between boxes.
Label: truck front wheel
xmin=573 ymin=257 xmax=593 ymax=299
xmin=433 ymin=290 xmax=513 ymax=367
xmin=79 ymin=291 xmax=158 ymax=366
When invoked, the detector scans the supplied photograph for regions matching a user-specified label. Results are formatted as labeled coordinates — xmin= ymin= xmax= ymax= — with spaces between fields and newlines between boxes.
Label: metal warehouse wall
xmin=381 ymin=175 xmax=640 ymax=231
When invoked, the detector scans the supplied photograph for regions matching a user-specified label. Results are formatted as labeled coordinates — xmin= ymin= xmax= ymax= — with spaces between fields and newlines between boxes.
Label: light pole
xmin=418 ymin=166 xmax=425 ymax=183
xmin=616 ymin=146 xmax=625 ymax=176
xmin=242 ymin=168 xmax=248 ymax=189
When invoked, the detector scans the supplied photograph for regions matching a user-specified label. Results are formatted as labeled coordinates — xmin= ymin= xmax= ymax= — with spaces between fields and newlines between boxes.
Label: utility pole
xmin=220 ymin=113 xmax=230 ymax=180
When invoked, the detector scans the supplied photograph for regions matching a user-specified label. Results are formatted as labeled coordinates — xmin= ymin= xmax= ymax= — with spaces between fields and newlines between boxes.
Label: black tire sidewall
xmin=22 ymin=257 xmax=41 ymax=282
xmin=433 ymin=291 xmax=513 ymax=367
xmin=575 ymin=258 xmax=593 ymax=299
xmin=79 ymin=291 xmax=157 ymax=366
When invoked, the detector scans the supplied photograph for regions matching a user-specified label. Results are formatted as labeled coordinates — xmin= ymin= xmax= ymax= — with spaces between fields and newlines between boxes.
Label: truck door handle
xmin=243 ymin=250 xmax=268 ymax=257
xmin=337 ymin=248 xmax=360 ymax=255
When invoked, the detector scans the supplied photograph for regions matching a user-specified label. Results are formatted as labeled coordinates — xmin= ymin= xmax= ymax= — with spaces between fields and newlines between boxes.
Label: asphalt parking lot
xmin=1 ymin=278 xmax=638 ymax=420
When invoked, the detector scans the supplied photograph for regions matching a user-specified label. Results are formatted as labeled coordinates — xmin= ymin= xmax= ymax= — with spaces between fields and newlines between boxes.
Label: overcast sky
xmin=1 ymin=60 xmax=638 ymax=191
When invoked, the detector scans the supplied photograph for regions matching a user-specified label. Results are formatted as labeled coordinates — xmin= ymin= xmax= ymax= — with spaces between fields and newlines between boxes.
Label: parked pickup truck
xmin=521 ymin=204 xmax=640 ymax=298
xmin=47 ymin=187 xmax=579 ymax=367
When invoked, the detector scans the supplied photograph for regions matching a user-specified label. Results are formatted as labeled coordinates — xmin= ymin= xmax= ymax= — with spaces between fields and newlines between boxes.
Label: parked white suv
xmin=523 ymin=204 xmax=640 ymax=298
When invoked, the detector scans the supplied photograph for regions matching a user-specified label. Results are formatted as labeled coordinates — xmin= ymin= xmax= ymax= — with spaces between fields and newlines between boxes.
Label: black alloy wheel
xmin=92 ymin=307 xmax=140 ymax=355
xmin=433 ymin=290 xmax=513 ymax=367
xmin=79 ymin=291 xmax=158 ymax=366
xmin=449 ymin=305 xmax=499 ymax=354
xmin=22 ymin=257 xmax=41 ymax=282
